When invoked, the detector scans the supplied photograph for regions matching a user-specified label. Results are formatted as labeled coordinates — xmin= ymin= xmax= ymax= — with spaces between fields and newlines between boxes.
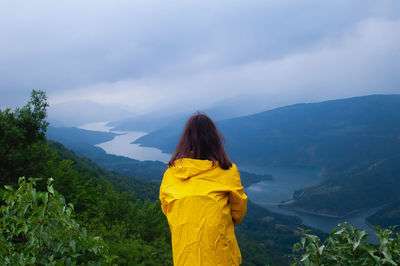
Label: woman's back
xmin=160 ymin=158 xmax=247 ymax=266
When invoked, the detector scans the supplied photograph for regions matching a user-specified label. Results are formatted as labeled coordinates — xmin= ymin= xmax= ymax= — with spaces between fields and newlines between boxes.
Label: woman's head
xmin=168 ymin=113 xmax=232 ymax=169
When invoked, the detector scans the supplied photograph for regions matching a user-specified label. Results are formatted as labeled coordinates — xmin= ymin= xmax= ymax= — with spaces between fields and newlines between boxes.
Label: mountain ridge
xmin=134 ymin=94 xmax=400 ymax=217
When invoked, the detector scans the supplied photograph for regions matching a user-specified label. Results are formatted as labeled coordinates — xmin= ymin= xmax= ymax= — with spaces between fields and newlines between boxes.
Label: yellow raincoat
xmin=159 ymin=158 xmax=248 ymax=266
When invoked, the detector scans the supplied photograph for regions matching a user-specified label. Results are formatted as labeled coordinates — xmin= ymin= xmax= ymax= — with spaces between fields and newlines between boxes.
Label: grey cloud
xmin=0 ymin=0 xmax=399 ymax=110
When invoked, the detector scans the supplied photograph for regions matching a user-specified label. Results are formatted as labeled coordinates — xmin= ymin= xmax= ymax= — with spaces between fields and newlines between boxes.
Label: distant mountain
xmin=107 ymin=93 xmax=281 ymax=132
xmin=135 ymin=94 xmax=400 ymax=217
xmin=48 ymin=100 xmax=135 ymax=127
xmin=107 ymin=111 xmax=188 ymax=132
xmin=47 ymin=126 xmax=119 ymax=145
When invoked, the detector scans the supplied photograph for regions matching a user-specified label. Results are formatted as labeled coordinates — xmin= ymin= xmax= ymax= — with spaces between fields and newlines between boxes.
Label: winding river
xmin=79 ymin=121 xmax=171 ymax=162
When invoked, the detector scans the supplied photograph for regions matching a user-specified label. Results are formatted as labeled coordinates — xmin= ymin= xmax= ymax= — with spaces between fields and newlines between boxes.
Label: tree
xmin=0 ymin=90 xmax=50 ymax=185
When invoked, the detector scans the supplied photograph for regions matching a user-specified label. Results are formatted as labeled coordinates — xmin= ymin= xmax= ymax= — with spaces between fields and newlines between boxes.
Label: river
xmin=79 ymin=121 xmax=382 ymax=241
xmin=78 ymin=121 xmax=171 ymax=162
xmin=241 ymin=164 xmax=384 ymax=242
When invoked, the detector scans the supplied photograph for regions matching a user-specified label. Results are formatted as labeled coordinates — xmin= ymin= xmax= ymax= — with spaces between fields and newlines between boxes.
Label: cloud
xmin=51 ymin=18 xmax=400 ymax=113
xmin=0 ymin=0 xmax=399 ymax=110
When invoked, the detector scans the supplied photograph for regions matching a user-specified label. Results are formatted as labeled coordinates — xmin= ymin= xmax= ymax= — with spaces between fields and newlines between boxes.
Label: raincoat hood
xmin=169 ymin=158 xmax=219 ymax=180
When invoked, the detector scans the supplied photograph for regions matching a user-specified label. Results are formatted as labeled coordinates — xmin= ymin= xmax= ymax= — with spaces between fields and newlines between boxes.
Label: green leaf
xmin=300 ymin=253 xmax=310 ymax=262
xmin=31 ymin=189 xmax=37 ymax=202
xmin=47 ymin=185 xmax=54 ymax=195
xmin=293 ymin=243 xmax=301 ymax=252
xmin=318 ymin=244 xmax=325 ymax=255
xmin=70 ymin=240 xmax=76 ymax=252
xmin=290 ymin=259 xmax=301 ymax=266
xmin=42 ymin=193 xmax=48 ymax=205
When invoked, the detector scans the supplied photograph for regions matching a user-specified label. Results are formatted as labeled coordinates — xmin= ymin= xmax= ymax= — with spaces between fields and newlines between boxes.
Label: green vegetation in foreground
xmin=292 ymin=223 xmax=400 ymax=265
xmin=0 ymin=177 xmax=114 ymax=265
xmin=4 ymin=178 xmax=400 ymax=265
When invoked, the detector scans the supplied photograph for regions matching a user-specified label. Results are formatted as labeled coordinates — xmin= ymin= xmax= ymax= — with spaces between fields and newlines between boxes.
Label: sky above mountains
xmin=1 ymin=0 xmax=399 ymax=114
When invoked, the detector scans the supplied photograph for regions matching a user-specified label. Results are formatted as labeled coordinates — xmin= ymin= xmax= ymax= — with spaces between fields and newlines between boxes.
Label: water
xmin=79 ymin=121 xmax=171 ymax=162
xmin=266 ymin=204 xmax=385 ymax=241
xmin=239 ymin=165 xmax=321 ymax=203
xmin=241 ymin=164 xmax=384 ymax=242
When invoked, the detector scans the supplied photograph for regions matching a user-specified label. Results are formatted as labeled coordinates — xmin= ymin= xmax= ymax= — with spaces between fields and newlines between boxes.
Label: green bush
xmin=0 ymin=177 xmax=115 ymax=265
xmin=292 ymin=222 xmax=400 ymax=265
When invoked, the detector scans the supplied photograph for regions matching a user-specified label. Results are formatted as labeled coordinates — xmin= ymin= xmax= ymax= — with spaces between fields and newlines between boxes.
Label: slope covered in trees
xmin=0 ymin=91 xmax=172 ymax=264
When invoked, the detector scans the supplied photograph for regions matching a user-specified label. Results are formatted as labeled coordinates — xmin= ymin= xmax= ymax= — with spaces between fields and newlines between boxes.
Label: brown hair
xmin=168 ymin=113 xmax=232 ymax=170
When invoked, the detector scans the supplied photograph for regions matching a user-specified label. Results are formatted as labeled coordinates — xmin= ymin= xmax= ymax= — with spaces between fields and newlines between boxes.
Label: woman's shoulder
xmin=214 ymin=163 xmax=241 ymax=184
xmin=222 ymin=163 xmax=239 ymax=174
xmin=230 ymin=163 xmax=239 ymax=171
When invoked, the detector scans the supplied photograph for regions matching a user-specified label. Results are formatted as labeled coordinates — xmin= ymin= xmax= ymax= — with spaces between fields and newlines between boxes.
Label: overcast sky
xmin=1 ymin=0 xmax=399 ymax=114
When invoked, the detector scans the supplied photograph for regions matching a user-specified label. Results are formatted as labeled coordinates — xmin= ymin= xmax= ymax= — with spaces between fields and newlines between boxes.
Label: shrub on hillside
xmin=0 ymin=177 xmax=114 ymax=265
xmin=292 ymin=222 xmax=400 ymax=265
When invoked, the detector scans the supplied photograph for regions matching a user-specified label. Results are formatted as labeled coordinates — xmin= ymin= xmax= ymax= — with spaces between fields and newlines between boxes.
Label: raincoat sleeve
xmin=159 ymin=170 xmax=168 ymax=216
xmin=229 ymin=165 xmax=248 ymax=225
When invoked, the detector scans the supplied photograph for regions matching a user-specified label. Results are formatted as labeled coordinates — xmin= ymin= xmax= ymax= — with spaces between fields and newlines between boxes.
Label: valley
xmin=133 ymin=95 xmax=400 ymax=221
xmin=48 ymin=117 xmax=392 ymax=242
xmin=43 ymin=93 xmax=398 ymax=262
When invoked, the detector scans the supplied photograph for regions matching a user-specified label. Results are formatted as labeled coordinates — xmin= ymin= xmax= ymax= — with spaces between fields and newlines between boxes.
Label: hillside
xmin=367 ymin=201 xmax=400 ymax=229
xmin=1 ymin=91 xmax=172 ymax=264
xmin=47 ymin=126 xmax=119 ymax=144
xmin=135 ymin=94 xmax=400 ymax=217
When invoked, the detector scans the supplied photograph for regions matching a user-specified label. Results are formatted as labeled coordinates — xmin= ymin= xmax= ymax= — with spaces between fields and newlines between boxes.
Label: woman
xmin=159 ymin=113 xmax=248 ymax=266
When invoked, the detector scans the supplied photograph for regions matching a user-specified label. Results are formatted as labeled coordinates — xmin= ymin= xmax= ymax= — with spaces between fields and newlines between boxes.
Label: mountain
xmin=134 ymin=94 xmax=400 ymax=217
xmin=107 ymin=111 xmax=188 ymax=132
xmin=48 ymin=100 xmax=135 ymax=127
xmin=47 ymin=126 xmax=119 ymax=145
xmin=107 ymin=93 xmax=281 ymax=132
xmin=366 ymin=201 xmax=400 ymax=229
